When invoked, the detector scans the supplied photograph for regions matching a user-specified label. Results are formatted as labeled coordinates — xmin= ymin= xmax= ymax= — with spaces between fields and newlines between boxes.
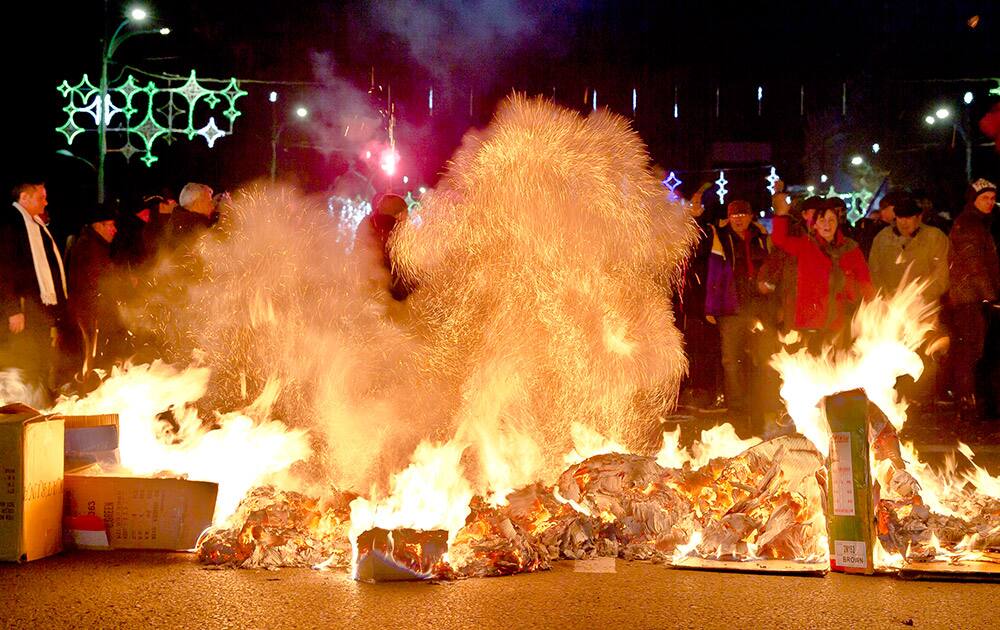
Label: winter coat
xmin=869 ymin=224 xmax=949 ymax=304
xmin=67 ymin=226 xmax=120 ymax=331
xmin=166 ymin=206 xmax=215 ymax=250
xmin=771 ymin=215 xmax=875 ymax=331
xmin=0 ymin=205 xmax=66 ymax=321
xmin=948 ymin=207 xmax=1000 ymax=305
xmin=704 ymin=222 xmax=769 ymax=317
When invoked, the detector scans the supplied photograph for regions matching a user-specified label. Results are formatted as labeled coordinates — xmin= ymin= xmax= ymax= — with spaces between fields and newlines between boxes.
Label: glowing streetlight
xmin=964 ymin=91 xmax=974 ymax=105
xmin=98 ymin=6 xmax=169 ymax=202
xmin=271 ymin=107 xmax=309 ymax=182
xmin=935 ymin=107 xmax=951 ymax=120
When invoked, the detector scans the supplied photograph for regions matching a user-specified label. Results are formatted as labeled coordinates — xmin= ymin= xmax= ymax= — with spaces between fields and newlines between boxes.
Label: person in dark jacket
xmin=948 ymin=178 xmax=999 ymax=419
xmin=0 ymin=180 xmax=68 ymax=399
xmin=67 ymin=204 xmax=126 ymax=376
xmin=705 ymin=199 xmax=770 ymax=418
xmin=676 ymin=185 xmax=723 ymax=411
xmin=167 ymin=182 xmax=218 ymax=249
xmin=365 ymin=192 xmax=411 ymax=301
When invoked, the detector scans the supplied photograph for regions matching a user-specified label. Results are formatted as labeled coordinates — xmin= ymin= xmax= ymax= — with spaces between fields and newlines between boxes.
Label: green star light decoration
xmin=57 ymin=70 xmax=247 ymax=167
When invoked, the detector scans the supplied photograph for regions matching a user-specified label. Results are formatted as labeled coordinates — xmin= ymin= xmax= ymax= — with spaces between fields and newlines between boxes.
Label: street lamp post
xmin=97 ymin=8 xmax=168 ymax=203
xmin=270 ymin=101 xmax=308 ymax=183
xmin=924 ymin=105 xmax=972 ymax=182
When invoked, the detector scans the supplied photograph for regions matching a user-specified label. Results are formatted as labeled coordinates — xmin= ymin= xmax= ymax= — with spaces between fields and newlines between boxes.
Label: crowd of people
xmin=3 ymin=173 xmax=999 ymax=433
xmin=0 ymin=179 xmax=224 ymax=401
xmin=676 ymin=177 xmax=999 ymax=435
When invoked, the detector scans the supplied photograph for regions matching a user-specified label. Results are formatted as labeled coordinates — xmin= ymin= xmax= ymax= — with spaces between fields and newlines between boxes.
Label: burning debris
xmin=871 ymin=419 xmax=1000 ymax=569
xmin=199 ymin=486 xmax=354 ymax=569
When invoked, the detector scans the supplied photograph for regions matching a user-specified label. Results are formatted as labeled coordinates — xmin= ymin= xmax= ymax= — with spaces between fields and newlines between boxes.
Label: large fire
xmin=4 ymin=97 xmax=997 ymax=578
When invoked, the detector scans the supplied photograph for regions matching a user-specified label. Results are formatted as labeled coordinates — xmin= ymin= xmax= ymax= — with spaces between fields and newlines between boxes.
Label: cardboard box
xmin=54 ymin=414 xmax=120 ymax=471
xmin=64 ymin=475 xmax=218 ymax=551
xmin=0 ymin=404 xmax=64 ymax=562
xmin=823 ymin=390 xmax=875 ymax=574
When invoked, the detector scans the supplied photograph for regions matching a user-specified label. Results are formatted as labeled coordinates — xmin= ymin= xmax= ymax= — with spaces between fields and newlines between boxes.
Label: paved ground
xmin=1 ymin=552 xmax=995 ymax=629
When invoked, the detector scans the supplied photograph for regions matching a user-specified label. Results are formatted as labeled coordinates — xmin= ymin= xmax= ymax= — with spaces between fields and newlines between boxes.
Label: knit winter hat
xmin=967 ymin=178 xmax=997 ymax=203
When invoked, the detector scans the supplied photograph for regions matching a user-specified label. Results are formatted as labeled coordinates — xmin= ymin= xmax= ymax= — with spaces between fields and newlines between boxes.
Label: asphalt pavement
xmin=1 ymin=552 xmax=996 ymax=629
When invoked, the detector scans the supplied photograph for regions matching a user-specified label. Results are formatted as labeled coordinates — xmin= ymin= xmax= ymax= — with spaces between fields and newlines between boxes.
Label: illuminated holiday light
xmin=820 ymin=174 xmax=828 ymax=183
xmin=964 ymin=91 xmax=974 ymax=104
xmin=765 ymin=166 xmax=780 ymax=195
xmin=935 ymin=107 xmax=950 ymax=120
xmin=159 ymin=28 xmax=170 ymax=35
xmin=662 ymin=171 xmax=682 ymax=198
xmin=715 ymin=170 xmax=728 ymax=205
xmin=872 ymin=142 xmax=880 ymax=153
xmin=990 ymin=80 xmax=1000 ymax=97
xmin=757 ymin=85 xmax=763 ymax=115
xmin=673 ymin=86 xmax=678 ymax=119
xmin=402 ymin=175 xmax=409 ymax=184
xmin=365 ymin=150 xmax=372 ymax=159
xmin=592 ymin=89 xmax=597 ymax=112
xmin=269 ymin=91 xmax=278 ymax=103
xmin=295 ymin=106 xmax=308 ymax=118
xmin=418 ymin=186 xmax=427 ymax=194
xmin=925 ymin=115 xmax=936 ymax=125
xmin=806 ymin=185 xmax=815 ymax=193
xmin=632 ymin=88 xmax=637 ymax=115
xmin=429 ymin=88 xmax=433 ymax=114
xmin=57 ymin=70 xmax=247 ymax=167
xmin=129 ymin=7 xmax=148 ymax=21
xmin=850 ymin=155 xmax=863 ymax=166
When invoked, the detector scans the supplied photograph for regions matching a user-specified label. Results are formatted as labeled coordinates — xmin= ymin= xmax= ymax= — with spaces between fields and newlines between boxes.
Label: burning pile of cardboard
xmin=871 ymin=418 xmax=1000 ymax=567
xmin=198 ymin=486 xmax=355 ymax=569
xmin=681 ymin=435 xmax=828 ymax=563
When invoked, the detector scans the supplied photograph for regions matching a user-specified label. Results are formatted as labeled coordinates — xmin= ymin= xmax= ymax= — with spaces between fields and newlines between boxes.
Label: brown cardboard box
xmin=64 ymin=475 xmax=217 ymax=550
xmin=0 ymin=404 xmax=64 ymax=562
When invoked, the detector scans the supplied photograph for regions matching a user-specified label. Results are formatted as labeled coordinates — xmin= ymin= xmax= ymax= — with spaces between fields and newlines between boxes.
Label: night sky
xmin=9 ymin=0 xmax=999 ymax=232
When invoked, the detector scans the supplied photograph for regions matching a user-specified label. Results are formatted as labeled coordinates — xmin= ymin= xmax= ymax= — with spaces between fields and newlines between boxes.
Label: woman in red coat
xmin=771 ymin=194 xmax=875 ymax=351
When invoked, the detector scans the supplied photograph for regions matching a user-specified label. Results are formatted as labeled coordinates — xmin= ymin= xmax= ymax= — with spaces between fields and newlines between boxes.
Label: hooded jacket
xmin=771 ymin=215 xmax=874 ymax=331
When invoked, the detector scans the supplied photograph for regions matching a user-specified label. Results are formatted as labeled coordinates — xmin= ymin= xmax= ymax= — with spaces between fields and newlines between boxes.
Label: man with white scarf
xmin=0 ymin=180 xmax=68 ymax=398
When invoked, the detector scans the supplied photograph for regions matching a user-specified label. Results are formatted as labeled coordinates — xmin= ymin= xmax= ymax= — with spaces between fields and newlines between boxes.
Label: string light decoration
xmin=990 ymin=79 xmax=1000 ymax=97
xmin=714 ymin=170 xmax=729 ymax=205
xmin=765 ymin=166 xmax=780 ymax=195
xmin=57 ymin=70 xmax=247 ymax=167
xmin=662 ymin=171 xmax=682 ymax=199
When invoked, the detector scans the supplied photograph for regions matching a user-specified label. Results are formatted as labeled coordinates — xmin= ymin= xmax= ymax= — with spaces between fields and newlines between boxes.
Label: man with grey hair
xmin=167 ymin=182 xmax=219 ymax=249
